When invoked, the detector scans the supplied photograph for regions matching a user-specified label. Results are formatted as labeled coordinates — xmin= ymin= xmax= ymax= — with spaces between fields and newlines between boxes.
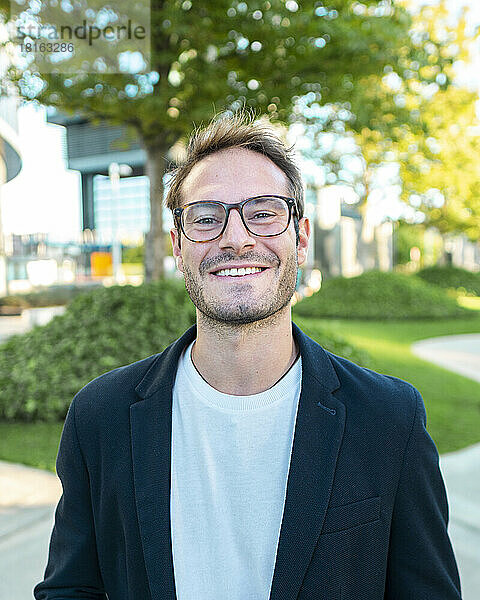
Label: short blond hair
xmin=165 ymin=111 xmax=304 ymax=219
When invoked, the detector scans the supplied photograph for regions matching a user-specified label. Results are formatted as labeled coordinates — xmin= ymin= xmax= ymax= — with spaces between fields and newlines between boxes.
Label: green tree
xmin=393 ymin=220 xmax=425 ymax=266
xmin=281 ymin=0 xmax=465 ymax=226
xmin=1 ymin=0 xmax=454 ymax=279
xmin=399 ymin=85 xmax=480 ymax=241
xmin=353 ymin=1 xmax=480 ymax=240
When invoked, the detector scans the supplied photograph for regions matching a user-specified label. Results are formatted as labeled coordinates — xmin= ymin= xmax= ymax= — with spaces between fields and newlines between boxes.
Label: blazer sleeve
xmin=34 ymin=397 xmax=107 ymax=599
xmin=384 ymin=386 xmax=462 ymax=599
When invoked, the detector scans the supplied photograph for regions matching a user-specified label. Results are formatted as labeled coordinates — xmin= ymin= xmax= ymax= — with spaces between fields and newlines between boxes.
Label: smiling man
xmin=35 ymin=113 xmax=461 ymax=600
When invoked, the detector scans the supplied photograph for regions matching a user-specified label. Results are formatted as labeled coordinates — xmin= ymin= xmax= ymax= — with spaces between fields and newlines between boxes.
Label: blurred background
xmin=0 ymin=0 xmax=479 ymax=598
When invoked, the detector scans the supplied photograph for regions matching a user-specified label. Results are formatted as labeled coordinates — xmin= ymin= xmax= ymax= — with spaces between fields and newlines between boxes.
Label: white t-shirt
xmin=170 ymin=340 xmax=302 ymax=600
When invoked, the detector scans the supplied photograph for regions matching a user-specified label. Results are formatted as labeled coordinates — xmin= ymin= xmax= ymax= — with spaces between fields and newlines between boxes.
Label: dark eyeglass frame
xmin=173 ymin=195 xmax=298 ymax=243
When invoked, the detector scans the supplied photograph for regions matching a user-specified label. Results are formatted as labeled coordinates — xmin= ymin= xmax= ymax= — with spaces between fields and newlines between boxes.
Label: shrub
xmin=293 ymin=270 xmax=471 ymax=320
xmin=0 ymin=278 xmax=368 ymax=421
xmin=0 ymin=279 xmax=195 ymax=421
xmin=416 ymin=266 xmax=480 ymax=296
xmin=294 ymin=318 xmax=371 ymax=368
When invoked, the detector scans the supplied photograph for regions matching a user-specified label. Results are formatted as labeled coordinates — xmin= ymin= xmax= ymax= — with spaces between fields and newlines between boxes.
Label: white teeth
xmin=215 ymin=267 xmax=263 ymax=277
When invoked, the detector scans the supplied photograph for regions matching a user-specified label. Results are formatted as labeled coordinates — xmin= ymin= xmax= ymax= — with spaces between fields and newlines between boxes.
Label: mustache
xmin=199 ymin=251 xmax=280 ymax=275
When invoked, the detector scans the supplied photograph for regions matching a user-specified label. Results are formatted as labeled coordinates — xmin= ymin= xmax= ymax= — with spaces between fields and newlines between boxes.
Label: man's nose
xmin=218 ymin=208 xmax=256 ymax=253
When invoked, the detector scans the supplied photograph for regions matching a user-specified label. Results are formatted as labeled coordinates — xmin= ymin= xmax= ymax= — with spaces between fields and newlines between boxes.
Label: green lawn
xmin=458 ymin=295 xmax=480 ymax=310
xmin=0 ymin=421 xmax=63 ymax=473
xmin=295 ymin=313 xmax=480 ymax=454
xmin=1 ymin=313 xmax=479 ymax=471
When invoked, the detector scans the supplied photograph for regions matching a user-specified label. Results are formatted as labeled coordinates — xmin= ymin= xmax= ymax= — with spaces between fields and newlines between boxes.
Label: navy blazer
xmin=35 ymin=323 xmax=461 ymax=600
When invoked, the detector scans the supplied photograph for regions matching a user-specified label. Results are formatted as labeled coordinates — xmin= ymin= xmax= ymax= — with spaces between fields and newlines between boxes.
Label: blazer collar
xmin=134 ymin=322 xmax=340 ymax=400
xmin=131 ymin=322 xmax=345 ymax=600
xmin=134 ymin=324 xmax=197 ymax=400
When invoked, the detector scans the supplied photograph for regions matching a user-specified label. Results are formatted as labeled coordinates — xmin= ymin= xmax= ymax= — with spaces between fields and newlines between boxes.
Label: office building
xmin=0 ymin=95 xmax=22 ymax=295
xmin=46 ymin=111 xmax=150 ymax=241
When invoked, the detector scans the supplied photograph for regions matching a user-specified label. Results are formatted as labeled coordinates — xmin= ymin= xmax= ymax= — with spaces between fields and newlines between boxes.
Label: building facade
xmin=310 ymin=185 xmax=394 ymax=280
xmin=0 ymin=95 xmax=22 ymax=295
xmin=46 ymin=111 xmax=150 ymax=240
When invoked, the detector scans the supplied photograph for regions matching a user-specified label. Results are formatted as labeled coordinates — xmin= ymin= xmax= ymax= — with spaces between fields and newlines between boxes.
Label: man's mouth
xmin=211 ymin=266 xmax=268 ymax=277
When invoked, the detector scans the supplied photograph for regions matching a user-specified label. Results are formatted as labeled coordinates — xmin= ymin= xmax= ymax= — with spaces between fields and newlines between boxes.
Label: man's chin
xmin=200 ymin=308 xmax=270 ymax=325
xmin=184 ymin=268 xmax=296 ymax=326
xmin=197 ymin=300 xmax=292 ymax=326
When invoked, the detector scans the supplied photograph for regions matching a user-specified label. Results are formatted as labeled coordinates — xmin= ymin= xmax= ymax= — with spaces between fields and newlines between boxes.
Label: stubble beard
xmin=182 ymin=250 xmax=298 ymax=327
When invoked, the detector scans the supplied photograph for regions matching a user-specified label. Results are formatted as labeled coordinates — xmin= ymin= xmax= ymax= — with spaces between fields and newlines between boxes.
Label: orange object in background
xmin=91 ymin=252 xmax=113 ymax=277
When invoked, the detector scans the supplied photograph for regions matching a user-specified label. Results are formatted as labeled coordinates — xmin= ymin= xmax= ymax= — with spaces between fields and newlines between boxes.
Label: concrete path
xmin=412 ymin=333 xmax=480 ymax=383
xmin=441 ymin=444 xmax=480 ymax=600
xmin=412 ymin=333 xmax=480 ymax=599
xmin=0 ymin=308 xmax=66 ymax=344
xmin=0 ymin=331 xmax=478 ymax=598
xmin=0 ymin=461 xmax=61 ymax=600
xmin=0 ymin=315 xmax=30 ymax=343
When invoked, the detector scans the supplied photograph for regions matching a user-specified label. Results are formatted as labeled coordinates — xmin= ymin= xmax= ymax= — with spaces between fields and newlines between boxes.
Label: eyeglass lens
xmin=182 ymin=196 xmax=290 ymax=241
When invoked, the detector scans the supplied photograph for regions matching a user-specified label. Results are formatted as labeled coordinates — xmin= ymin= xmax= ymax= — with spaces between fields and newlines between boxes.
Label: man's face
xmin=170 ymin=148 xmax=310 ymax=325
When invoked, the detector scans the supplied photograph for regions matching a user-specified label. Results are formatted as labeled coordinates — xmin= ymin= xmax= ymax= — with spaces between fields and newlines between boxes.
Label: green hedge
xmin=0 ymin=280 xmax=195 ymax=421
xmin=293 ymin=270 xmax=471 ymax=320
xmin=416 ymin=266 xmax=480 ymax=296
xmin=0 ymin=279 xmax=369 ymax=422
xmin=293 ymin=318 xmax=371 ymax=368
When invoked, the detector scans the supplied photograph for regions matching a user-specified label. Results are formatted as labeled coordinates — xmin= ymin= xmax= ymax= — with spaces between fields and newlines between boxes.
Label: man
xmin=35 ymin=113 xmax=461 ymax=600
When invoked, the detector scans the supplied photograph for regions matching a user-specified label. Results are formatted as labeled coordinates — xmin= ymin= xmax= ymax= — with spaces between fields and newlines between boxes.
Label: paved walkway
xmin=440 ymin=444 xmax=480 ymax=599
xmin=0 ymin=330 xmax=479 ymax=598
xmin=412 ymin=333 xmax=480 ymax=599
xmin=0 ymin=308 xmax=66 ymax=344
xmin=0 ymin=462 xmax=61 ymax=599
xmin=412 ymin=333 xmax=480 ymax=383
xmin=0 ymin=315 xmax=30 ymax=343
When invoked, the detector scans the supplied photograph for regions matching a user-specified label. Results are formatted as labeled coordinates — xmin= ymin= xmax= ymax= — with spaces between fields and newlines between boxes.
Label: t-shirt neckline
xmin=179 ymin=340 xmax=302 ymax=412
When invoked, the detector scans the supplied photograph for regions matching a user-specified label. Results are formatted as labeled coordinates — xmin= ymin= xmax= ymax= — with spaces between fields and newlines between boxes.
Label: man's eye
xmin=194 ymin=217 xmax=220 ymax=224
xmin=251 ymin=212 xmax=275 ymax=219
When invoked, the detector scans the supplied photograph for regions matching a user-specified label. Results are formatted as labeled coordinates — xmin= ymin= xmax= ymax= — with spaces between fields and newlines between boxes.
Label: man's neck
xmin=191 ymin=307 xmax=298 ymax=396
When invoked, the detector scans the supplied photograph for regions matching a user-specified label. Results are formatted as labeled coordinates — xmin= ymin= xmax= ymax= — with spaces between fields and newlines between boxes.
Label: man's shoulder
xmin=317 ymin=344 xmax=421 ymax=425
xmin=327 ymin=349 xmax=416 ymax=394
xmin=70 ymin=326 xmax=197 ymax=427
xmin=72 ymin=352 xmax=162 ymax=415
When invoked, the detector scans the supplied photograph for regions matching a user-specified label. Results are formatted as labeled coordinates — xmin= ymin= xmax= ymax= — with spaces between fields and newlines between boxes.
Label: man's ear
xmin=170 ymin=228 xmax=184 ymax=273
xmin=296 ymin=217 xmax=311 ymax=267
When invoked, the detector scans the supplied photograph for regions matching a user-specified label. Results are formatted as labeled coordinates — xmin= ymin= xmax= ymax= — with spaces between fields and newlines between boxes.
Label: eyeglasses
xmin=173 ymin=195 xmax=297 ymax=243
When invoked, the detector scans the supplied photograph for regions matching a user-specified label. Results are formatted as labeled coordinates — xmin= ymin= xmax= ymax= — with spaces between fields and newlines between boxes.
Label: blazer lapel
xmin=130 ymin=325 xmax=197 ymax=600
xmin=129 ymin=323 xmax=344 ymax=600
xmin=269 ymin=323 xmax=346 ymax=600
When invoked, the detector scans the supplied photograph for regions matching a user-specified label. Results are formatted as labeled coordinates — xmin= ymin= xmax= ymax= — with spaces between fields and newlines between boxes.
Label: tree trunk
xmin=144 ymin=144 xmax=167 ymax=281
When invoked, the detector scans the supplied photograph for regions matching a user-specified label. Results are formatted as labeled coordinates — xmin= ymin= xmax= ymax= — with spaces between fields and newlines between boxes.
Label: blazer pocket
xmin=321 ymin=495 xmax=381 ymax=534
